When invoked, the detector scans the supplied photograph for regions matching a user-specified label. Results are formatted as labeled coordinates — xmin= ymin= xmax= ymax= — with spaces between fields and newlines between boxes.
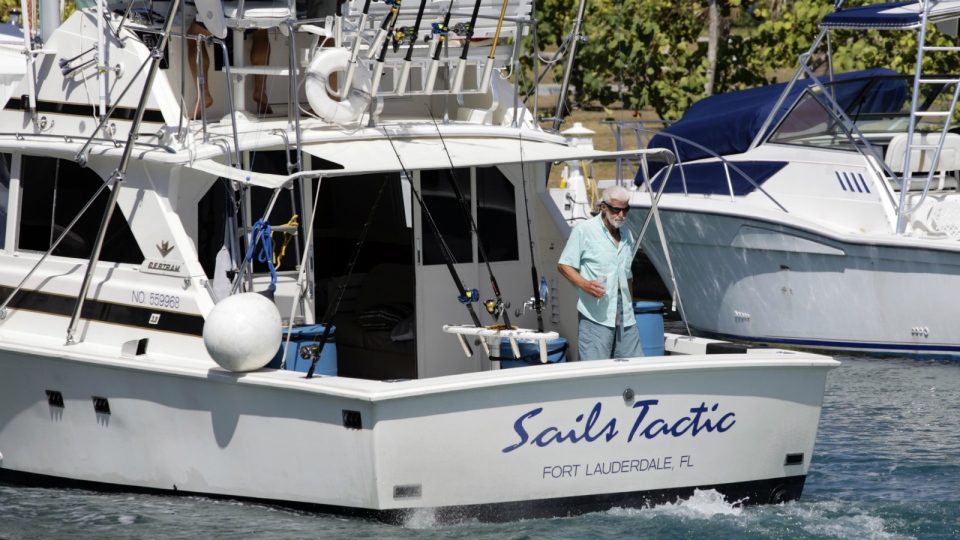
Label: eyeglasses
xmin=603 ymin=202 xmax=630 ymax=215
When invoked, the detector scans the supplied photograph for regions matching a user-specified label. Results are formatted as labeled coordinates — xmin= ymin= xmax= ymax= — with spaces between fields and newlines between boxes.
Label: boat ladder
xmin=895 ymin=0 xmax=960 ymax=231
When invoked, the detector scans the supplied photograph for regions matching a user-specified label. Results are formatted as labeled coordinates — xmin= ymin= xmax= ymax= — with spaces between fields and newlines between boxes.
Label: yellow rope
xmin=273 ymin=214 xmax=299 ymax=270
xmin=582 ymin=160 xmax=598 ymax=209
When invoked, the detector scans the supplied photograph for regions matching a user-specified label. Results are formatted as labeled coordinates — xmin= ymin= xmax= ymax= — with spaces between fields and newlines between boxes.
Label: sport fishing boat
xmin=623 ymin=0 xmax=960 ymax=357
xmin=0 ymin=0 xmax=837 ymax=523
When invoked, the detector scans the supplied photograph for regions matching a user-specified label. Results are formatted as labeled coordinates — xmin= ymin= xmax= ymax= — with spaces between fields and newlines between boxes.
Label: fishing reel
xmin=298 ymin=344 xmax=319 ymax=361
xmin=452 ymin=22 xmax=473 ymax=38
xmin=484 ymin=299 xmax=503 ymax=321
xmin=458 ymin=288 xmax=480 ymax=304
xmin=392 ymin=26 xmax=417 ymax=52
xmin=515 ymin=277 xmax=550 ymax=317
xmin=429 ymin=21 xmax=450 ymax=40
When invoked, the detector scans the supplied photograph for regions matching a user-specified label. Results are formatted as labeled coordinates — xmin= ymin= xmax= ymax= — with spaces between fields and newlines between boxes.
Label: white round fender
xmin=305 ymin=48 xmax=372 ymax=124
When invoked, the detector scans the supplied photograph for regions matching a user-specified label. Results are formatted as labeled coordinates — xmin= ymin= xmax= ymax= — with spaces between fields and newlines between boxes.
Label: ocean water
xmin=2 ymin=355 xmax=959 ymax=540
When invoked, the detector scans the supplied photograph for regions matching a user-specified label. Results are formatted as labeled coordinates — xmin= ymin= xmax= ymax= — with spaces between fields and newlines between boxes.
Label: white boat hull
xmin=635 ymin=207 xmax=960 ymax=356
xmin=0 ymin=342 xmax=833 ymax=522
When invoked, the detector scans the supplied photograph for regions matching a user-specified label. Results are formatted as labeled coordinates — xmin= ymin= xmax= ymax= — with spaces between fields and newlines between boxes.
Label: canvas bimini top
xmin=820 ymin=0 xmax=960 ymax=30
xmin=646 ymin=68 xmax=906 ymax=171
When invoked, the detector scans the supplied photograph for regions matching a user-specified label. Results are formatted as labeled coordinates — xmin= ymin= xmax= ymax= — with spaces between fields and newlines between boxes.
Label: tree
xmin=526 ymin=0 xmax=960 ymax=121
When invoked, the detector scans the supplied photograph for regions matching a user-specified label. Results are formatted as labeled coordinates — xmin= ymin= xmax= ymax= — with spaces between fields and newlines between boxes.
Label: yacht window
xmin=197 ymin=178 xmax=233 ymax=279
xmin=476 ymin=167 xmax=518 ymax=262
xmin=313 ymin=172 xmax=410 ymax=279
xmin=0 ymin=153 xmax=10 ymax=249
xmin=420 ymin=169 xmax=472 ymax=266
xmin=767 ymin=91 xmax=858 ymax=151
xmin=18 ymin=156 xmax=144 ymax=263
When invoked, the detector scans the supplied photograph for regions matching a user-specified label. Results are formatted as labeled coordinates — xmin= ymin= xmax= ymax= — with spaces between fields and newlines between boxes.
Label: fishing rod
xmin=366 ymin=0 xmax=402 ymax=61
xmin=382 ymin=128 xmax=487 ymax=355
xmin=427 ymin=110 xmax=513 ymax=329
xmin=479 ymin=0 xmax=511 ymax=92
xmin=393 ymin=0 xmax=429 ymax=96
xmin=450 ymin=0 xmax=483 ymax=94
xmin=517 ymin=134 xmax=544 ymax=332
xmin=369 ymin=0 xmax=407 ymax=98
xmin=307 ymin=177 xmax=390 ymax=378
xmin=424 ymin=1 xmax=454 ymax=94
xmin=339 ymin=0 xmax=374 ymax=100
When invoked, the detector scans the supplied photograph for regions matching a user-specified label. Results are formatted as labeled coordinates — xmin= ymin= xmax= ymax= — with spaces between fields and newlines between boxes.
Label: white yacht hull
xmin=0 ymin=341 xmax=833 ymax=522
xmin=636 ymin=207 xmax=960 ymax=357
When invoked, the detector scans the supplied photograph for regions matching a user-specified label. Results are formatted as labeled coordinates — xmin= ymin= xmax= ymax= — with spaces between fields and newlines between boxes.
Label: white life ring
xmin=305 ymin=48 xmax=372 ymax=124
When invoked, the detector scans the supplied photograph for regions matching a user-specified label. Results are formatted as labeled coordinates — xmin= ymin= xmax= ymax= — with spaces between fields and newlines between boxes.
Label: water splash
xmin=402 ymin=507 xmax=439 ymax=529
xmin=606 ymin=489 xmax=745 ymax=520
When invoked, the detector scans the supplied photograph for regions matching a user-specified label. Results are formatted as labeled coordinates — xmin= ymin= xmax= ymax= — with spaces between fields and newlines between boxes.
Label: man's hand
xmin=559 ymin=263 xmax=607 ymax=299
xmin=584 ymin=279 xmax=605 ymax=299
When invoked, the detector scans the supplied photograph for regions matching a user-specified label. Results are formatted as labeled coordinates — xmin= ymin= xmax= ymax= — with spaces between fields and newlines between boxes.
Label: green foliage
xmin=527 ymin=0 xmax=960 ymax=120
xmin=0 ymin=0 xmax=76 ymax=24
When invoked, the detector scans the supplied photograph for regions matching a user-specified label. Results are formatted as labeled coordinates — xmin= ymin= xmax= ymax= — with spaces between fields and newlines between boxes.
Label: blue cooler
xmin=268 ymin=324 xmax=338 ymax=375
xmin=497 ymin=337 xmax=568 ymax=369
xmin=633 ymin=301 xmax=665 ymax=357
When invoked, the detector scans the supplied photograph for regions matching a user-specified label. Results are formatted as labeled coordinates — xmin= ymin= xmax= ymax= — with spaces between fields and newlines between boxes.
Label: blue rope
xmin=246 ymin=219 xmax=277 ymax=291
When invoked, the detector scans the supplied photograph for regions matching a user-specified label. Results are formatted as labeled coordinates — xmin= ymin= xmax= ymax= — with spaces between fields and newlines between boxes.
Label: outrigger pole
xmin=427 ymin=111 xmax=514 ymax=329
xmin=382 ymin=128 xmax=488 ymax=356
xmin=551 ymin=0 xmax=588 ymax=131
xmin=65 ymin=0 xmax=183 ymax=344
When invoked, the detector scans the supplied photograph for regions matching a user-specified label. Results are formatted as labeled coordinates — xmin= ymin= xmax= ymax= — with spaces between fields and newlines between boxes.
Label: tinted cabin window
xmin=420 ymin=168 xmax=471 ymax=266
xmin=313 ymin=172 xmax=410 ymax=279
xmin=0 ymin=153 xmax=10 ymax=248
xmin=197 ymin=178 xmax=233 ymax=279
xmin=476 ymin=167 xmax=518 ymax=262
xmin=18 ymin=156 xmax=144 ymax=263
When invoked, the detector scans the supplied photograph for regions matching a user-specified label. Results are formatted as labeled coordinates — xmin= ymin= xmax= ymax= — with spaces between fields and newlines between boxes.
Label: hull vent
xmin=784 ymin=453 xmax=804 ymax=466
xmin=92 ymin=396 xmax=111 ymax=415
xmin=342 ymin=410 xmax=362 ymax=430
xmin=46 ymin=390 xmax=64 ymax=408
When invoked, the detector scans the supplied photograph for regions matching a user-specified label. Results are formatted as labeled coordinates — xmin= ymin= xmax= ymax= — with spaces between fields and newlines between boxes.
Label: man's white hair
xmin=602 ymin=185 xmax=631 ymax=205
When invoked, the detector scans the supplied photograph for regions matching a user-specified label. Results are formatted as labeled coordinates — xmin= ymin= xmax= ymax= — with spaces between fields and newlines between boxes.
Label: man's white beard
xmin=607 ymin=212 xmax=626 ymax=229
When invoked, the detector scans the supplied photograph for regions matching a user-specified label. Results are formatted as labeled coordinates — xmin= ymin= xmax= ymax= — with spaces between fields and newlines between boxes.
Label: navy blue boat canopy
xmin=646 ymin=68 xmax=905 ymax=172
xmin=821 ymin=1 xmax=960 ymax=29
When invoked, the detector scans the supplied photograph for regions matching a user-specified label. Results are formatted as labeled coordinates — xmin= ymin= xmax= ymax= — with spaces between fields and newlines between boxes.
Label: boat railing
xmin=602 ymin=119 xmax=789 ymax=213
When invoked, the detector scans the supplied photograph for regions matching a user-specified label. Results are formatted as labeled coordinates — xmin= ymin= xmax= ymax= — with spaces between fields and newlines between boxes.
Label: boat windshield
xmin=767 ymin=90 xmax=859 ymax=151
xmin=768 ymin=75 xmax=957 ymax=150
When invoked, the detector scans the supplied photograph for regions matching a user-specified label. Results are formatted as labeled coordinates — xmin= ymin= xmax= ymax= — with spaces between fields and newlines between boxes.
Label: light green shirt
xmin=559 ymin=214 xmax=635 ymax=328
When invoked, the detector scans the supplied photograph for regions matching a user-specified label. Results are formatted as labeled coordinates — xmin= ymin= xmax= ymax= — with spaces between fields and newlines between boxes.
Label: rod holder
xmin=395 ymin=61 xmax=412 ymax=95
xmin=424 ymin=58 xmax=440 ymax=94
xmin=366 ymin=28 xmax=388 ymax=59
xmin=479 ymin=60 xmax=494 ymax=92
xmin=450 ymin=57 xmax=467 ymax=94
xmin=340 ymin=61 xmax=358 ymax=99
xmin=369 ymin=63 xmax=385 ymax=98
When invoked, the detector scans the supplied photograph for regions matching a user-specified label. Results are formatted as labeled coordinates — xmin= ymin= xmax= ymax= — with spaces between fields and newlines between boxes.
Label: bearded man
xmin=558 ymin=185 xmax=644 ymax=361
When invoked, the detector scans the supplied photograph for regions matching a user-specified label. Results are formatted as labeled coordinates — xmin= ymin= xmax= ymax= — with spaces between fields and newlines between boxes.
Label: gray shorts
xmin=577 ymin=312 xmax=644 ymax=361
